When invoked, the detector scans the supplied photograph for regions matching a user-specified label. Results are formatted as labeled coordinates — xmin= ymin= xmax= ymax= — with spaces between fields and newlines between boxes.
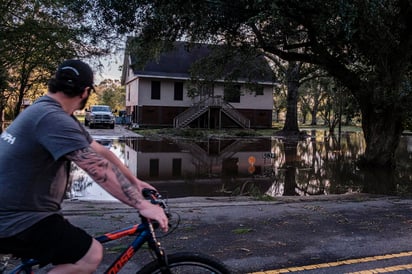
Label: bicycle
xmin=0 ymin=189 xmax=231 ymax=274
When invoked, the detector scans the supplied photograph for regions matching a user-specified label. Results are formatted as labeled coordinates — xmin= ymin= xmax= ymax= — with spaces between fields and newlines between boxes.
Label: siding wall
xmin=125 ymin=74 xmax=274 ymax=128
xmin=138 ymin=78 xmax=193 ymax=107
xmin=134 ymin=78 xmax=273 ymax=110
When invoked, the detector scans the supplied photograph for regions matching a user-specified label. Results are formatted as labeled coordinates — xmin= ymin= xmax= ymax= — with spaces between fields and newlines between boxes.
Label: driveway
xmin=84 ymin=124 xmax=141 ymax=139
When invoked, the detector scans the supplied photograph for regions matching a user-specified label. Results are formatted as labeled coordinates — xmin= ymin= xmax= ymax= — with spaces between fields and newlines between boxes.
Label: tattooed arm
xmin=89 ymin=140 xmax=156 ymax=193
xmin=66 ymin=146 xmax=168 ymax=231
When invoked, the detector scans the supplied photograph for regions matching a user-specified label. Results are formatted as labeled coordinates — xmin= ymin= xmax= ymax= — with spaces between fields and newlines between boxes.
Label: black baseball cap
xmin=55 ymin=59 xmax=94 ymax=93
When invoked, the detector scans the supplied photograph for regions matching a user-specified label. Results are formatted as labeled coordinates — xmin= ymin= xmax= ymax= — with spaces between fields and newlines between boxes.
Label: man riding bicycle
xmin=0 ymin=60 xmax=168 ymax=274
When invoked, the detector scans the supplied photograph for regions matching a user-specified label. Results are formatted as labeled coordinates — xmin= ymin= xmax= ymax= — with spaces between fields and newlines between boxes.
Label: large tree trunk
xmin=281 ymin=62 xmax=300 ymax=133
xmin=13 ymin=85 xmax=25 ymax=118
xmin=360 ymin=102 xmax=403 ymax=168
xmin=310 ymin=99 xmax=319 ymax=125
xmin=329 ymin=65 xmax=405 ymax=170
xmin=358 ymin=105 xmax=399 ymax=193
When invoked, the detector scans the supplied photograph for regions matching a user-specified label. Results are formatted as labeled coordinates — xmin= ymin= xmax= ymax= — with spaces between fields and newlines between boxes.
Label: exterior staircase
xmin=173 ymin=96 xmax=250 ymax=128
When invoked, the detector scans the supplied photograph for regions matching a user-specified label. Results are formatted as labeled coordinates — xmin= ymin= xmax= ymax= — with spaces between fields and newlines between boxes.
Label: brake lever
xmin=142 ymin=188 xmax=169 ymax=212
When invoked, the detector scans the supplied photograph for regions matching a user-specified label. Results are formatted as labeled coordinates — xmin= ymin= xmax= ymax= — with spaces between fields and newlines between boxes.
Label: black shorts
xmin=0 ymin=214 xmax=93 ymax=265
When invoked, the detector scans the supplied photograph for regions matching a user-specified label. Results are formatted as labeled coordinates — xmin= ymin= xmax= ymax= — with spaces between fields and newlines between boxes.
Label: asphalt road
xmin=4 ymin=190 xmax=412 ymax=273
xmin=18 ymin=194 xmax=411 ymax=274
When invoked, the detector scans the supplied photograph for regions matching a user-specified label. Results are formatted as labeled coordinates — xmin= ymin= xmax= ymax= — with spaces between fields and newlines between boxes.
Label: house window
xmin=151 ymin=81 xmax=161 ymax=100
xmin=149 ymin=159 xmax=159 ymax=177
xmin=172 ymin=158 xmax=182 ymax=177
xmin=127 ymin=86 xmax=130 ymax=101
xmin=224 ymin=84 xmax=241 ymax=103
xmin=174 ymin=82 xmax=183 ymax=101
xmin=255 ymin=86 xmax=264 ymax=96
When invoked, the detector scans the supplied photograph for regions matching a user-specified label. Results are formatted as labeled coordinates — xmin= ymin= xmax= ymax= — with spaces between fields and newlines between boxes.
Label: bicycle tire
xmin=137 ymin=252 xmax=231 ymax=274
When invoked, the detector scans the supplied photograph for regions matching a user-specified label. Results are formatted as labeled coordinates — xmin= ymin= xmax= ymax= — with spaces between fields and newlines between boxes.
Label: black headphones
xmin=49 ymin=60 xmax=94 ymax=96
xmin=55 ymin=66 xmax=83 ymax=95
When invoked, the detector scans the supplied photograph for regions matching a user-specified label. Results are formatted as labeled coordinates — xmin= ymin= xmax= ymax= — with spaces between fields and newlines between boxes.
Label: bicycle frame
xmin=8 ymin=219 xmax=167 ymax=274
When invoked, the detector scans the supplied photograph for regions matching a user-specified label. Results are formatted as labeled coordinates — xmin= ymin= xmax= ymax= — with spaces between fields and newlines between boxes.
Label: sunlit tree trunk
xmin=311 ymin=99 xmax=319 ymax=125
xmin=360 ymin=100 xmax=404 ymax=168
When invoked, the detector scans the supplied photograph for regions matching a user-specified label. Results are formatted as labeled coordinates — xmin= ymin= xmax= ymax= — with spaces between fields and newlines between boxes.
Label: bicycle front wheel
xmin=137 ymin=252 xmax=231 ymax=274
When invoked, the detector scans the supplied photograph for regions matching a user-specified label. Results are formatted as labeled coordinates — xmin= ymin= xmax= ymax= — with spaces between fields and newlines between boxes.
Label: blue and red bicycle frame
xmin=9 ymin=220 xmax=166 ymax=274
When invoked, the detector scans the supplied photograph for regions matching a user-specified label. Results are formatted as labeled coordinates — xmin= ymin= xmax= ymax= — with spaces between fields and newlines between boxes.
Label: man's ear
xmin=80 ymin=87 xmax=89 ymax=98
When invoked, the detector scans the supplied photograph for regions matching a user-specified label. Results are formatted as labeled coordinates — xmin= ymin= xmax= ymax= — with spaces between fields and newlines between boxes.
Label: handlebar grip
xmin=142 ymin=188 xmax=158 ymax=199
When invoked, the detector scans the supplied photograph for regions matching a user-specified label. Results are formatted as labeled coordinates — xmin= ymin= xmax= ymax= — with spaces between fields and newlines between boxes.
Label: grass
xmin=232 ymin=228 xmax=254 ymax=234
xmin=74 ymin=111 xmax=363 ymax=137
xmin=133 ymin=124 xmax=363 ymax=139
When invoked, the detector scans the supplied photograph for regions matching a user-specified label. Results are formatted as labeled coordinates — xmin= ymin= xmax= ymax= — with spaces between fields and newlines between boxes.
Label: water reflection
xmin=68 ymin=131 xmax=412 ymax=200
xmin=268 ymin=130 xmax=366 ymax=196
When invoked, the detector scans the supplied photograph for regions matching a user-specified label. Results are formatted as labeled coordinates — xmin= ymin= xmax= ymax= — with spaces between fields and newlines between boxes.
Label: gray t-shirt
xmin=0 ymin=96 xmax=93 ymax=237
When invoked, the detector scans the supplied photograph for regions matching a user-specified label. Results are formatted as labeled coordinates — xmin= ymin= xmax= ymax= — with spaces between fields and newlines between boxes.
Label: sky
xmin=91 ymin=52 xmax=124 ymax=83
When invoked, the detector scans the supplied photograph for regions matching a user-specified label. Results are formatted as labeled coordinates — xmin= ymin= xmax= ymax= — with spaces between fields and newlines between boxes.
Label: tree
xmin=271 ymin=60 xmax=323 ymax=135
xmin=96 ymin=0 xmax=412 ymax=169
xmin=300 ymin=80 xmax=325 ymax=126
xmin=185 ymin=44 xmax=274 ymax=100
xmin=95 ymin=79 xmax=125 ymax=112
xmin=0 ymin=0 xmax=117 ymax=120
xmin=0 ymin=66 xmax=9 ymax=133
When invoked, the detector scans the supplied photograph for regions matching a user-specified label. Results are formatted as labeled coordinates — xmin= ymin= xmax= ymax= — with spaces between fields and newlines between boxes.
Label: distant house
xmin=121 ymin=41 xmax=275 ymax=129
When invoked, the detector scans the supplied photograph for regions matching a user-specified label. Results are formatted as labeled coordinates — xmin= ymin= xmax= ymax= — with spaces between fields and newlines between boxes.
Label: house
xmin=121 ymin=41 xmax=275 ymax=129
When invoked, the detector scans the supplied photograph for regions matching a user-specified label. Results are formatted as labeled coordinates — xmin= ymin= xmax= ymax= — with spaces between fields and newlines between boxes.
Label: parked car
xmin=85 ymin=105 xmax=115 ymax=129
xmin=115 ymin=110 xmax=132 ymax=126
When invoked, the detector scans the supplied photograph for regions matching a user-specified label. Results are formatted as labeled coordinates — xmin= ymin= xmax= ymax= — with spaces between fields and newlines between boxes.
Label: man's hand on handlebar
xmin=139 ymin=189 xmax=169 ymax=232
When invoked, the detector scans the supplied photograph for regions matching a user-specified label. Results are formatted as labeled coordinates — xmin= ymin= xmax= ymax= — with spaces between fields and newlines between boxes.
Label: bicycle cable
xmin=157 ymin=211 xmax=181 ymax=239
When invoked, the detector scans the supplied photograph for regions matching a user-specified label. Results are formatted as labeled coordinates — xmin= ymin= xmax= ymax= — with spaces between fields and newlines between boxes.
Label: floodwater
xmin=68 ymin=130 xmax=412 ymax=200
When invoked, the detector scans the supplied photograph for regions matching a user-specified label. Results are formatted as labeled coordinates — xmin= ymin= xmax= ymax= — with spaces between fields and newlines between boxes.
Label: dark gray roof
xmin=131 ymin=42 xmax=210 ymax=79
xmin=124 ymin=41 xmax=275 ymax=84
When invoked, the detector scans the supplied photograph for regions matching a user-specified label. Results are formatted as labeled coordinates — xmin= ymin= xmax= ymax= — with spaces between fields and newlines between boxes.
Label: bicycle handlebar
xmin=142 ymin=188 xmax=160 ymax=201
xmin=142 ymin=188 xmax=166 ymax=208
xmin=141 ymin=188 xmax=170 ymax=220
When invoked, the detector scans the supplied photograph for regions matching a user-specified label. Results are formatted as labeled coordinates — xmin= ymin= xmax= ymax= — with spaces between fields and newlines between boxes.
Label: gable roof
xmin=122 ymin=41 xmax=275 ymax=85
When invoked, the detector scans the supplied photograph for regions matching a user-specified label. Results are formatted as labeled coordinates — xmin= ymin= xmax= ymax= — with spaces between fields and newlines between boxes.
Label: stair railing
xmin=174 ymin=96 xmax=250 ymax=128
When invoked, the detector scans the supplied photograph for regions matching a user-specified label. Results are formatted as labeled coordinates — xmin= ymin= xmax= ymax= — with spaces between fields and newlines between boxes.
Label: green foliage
xmin=96 ymin=0 xmax=412 ymax=167
xmin=96 ymin=0 xmax=412 ymax=99
xmin=232 ymin=228 xmax=254 ymax=234
xmin=186 ymin=44 xmax=274 ymax=97
xmin=126 ymin=38 xmax=176 ymax=71
xmin=0 ymin=0 xmax=118 ymax=119
xmin=234 ymin=130 xmax=260 ymax=137
xmin=96 ymin=80 xmax=125 ymax=112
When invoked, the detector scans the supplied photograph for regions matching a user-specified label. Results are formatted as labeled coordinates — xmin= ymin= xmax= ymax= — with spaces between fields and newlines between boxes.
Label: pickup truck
xmin=85 ymin=105 xmax=115 ymax=129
